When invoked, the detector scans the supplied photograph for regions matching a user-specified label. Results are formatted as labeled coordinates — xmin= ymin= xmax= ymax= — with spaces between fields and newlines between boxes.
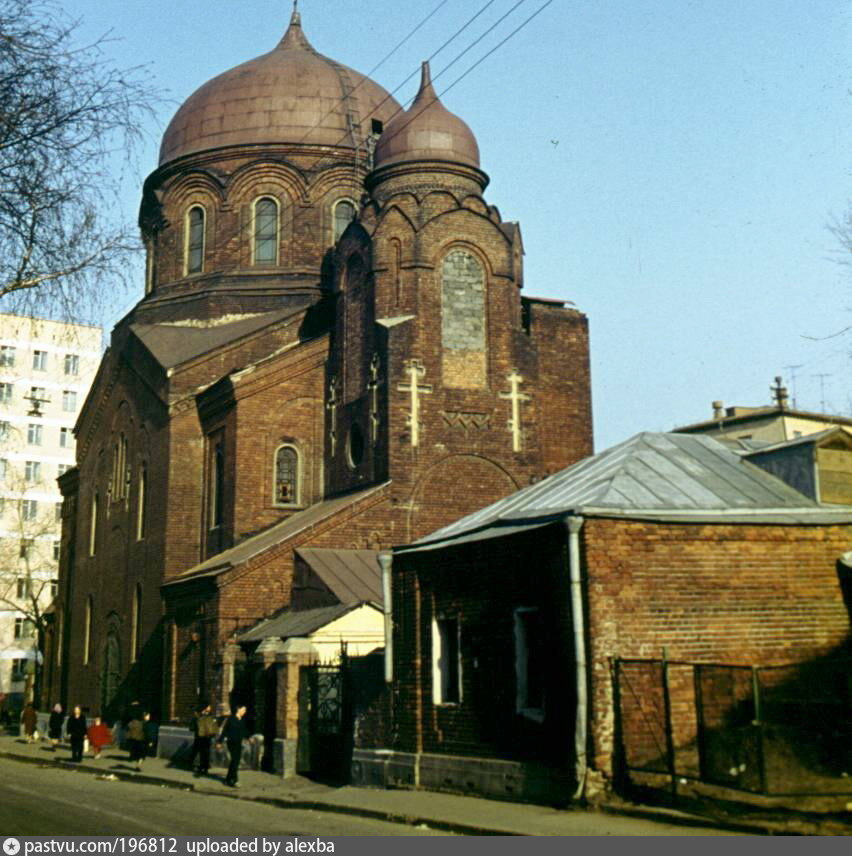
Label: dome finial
xmin=413 ymin=61 xmax=437 ymax=106
xmin=280 ymin=0 xmax=311 ymax=49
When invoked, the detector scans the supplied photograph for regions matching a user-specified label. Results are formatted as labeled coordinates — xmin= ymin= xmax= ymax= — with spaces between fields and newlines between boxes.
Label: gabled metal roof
xmin=407 ymin=433 xmax=852 ymax=550
xmin=239 ymin=603 xmax=368 ymax=642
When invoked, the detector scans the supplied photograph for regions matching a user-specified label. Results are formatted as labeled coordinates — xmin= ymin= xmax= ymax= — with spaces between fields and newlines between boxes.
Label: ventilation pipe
xmin=565 ymin=515 xmax=588 ymax=799
xmin=378 ymin=552 xmax=393 ymax=682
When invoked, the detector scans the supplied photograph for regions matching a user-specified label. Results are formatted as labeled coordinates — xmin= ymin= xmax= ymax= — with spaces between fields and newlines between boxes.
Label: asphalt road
xmin=0 ymin=759 xmax=446 ymax=836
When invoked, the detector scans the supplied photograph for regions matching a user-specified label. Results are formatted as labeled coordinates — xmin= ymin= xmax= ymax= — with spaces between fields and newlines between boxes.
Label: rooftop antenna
xmin=812 ymin=373 xmax=831 ymax=413
xmin=783 ymin=364 xmax=803 ymax=409
xmin=770 ymin=376 xmax=789 ymax=411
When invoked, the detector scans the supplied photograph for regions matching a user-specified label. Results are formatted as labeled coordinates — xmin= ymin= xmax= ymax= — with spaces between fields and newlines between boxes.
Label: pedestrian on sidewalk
xmin=48 ymin=704 xmax=64 ymax=749
xmin=143 ymin=711 xmax=159 ymax=761
xmin=87 ymin=715 xmax=112 ymax=759
xmin=66 ymin=706 xmax=87 ymax=762
xmin=126 ymin=712 xmax=145 ymax=770
xmin=20 ymin=703 xmax=37 ymax=743
xmin=216 ymin=704 xmax=251 ymax=788
xmin=193 ymin=704 xmax=217 ymax=776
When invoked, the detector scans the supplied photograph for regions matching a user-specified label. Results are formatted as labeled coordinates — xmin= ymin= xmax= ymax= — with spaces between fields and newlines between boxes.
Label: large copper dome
xmin=159 ymin=11 xmax=401 ymax=165
xmin=374 ymin=62 xmax=479 ymax=169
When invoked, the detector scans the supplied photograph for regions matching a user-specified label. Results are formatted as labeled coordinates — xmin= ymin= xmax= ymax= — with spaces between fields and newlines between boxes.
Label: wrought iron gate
xmin=298 ymin=661 xmax=351 ymax=781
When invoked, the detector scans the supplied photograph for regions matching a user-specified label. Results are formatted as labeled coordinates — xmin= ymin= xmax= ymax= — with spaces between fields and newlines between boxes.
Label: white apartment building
xmin=0 ymin=314 xmax=101 ymax=707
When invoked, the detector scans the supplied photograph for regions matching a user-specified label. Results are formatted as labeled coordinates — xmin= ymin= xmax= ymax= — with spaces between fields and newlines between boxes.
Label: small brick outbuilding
xmin=354 ymin=432 xmax=852 ymax=803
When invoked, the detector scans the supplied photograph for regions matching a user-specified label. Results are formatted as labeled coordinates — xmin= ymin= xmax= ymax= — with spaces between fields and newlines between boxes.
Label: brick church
xmin=44 ymin=10 xmax=593 ymax=723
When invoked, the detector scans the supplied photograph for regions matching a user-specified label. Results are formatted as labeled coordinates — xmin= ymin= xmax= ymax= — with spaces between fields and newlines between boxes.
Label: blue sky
xmin=67 ymin=0 xmax=851 ymax=449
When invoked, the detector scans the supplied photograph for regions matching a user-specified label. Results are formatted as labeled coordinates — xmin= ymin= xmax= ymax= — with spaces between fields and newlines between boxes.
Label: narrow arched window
xmin=333 ymin=199 xmax=356 ymax=243
xmin=253 ymin=197 xmax=279 ymax=265
xmin=274 ymin=445 xmax=299 ymax=506
xmin=186 ymin=206 xmax=205 ymax=274
xmin=136 ymin=465 xmax=147 ymax=540
xmin=131 ymin=584 xmax=142 ymax=663
xmin=83 ymin=596 xmax=92 ymax=665
xmin=89 ymin=492 xmax=98 ymax=557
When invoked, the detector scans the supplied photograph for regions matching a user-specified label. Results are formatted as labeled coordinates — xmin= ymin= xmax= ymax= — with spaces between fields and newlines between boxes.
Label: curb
xmin=0 ymin=748 xmax=798 ymax=836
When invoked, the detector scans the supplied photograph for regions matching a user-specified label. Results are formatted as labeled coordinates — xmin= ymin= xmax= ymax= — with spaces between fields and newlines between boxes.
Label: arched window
xmin=185 ymin=206 xmax=205 ymax=274
xmin=131 ymin=584 xmax=141 ymax=663
xmin=83 ymin=596 xmax=92 ymax=665
xmin=136 ymin=464 xmax=147 ymax=541
xmin=274 ymin=445 xmax=299 ymax=506
xmin=333 ymin=199 xmax=356 ymax=243
xmin=89 ymin=492 xmax=98 ymax=556
xmin=253 ymin=197 xmax=279 ymax=265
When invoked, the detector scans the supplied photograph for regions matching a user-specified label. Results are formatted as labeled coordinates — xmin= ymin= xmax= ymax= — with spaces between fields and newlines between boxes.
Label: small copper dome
xmin=159 ymin=10 xmax=401 ymax=165
xmin=373 ymin=62 xmax=480 ymax=169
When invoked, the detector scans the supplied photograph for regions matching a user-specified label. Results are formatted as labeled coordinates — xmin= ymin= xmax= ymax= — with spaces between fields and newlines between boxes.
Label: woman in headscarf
xmin=48 ymin=703 xmax=64 ymax=749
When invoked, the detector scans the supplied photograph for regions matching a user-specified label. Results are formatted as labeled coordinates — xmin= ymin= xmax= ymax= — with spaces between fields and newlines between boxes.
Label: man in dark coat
xmin=216 ymin=704 xmax=250 ymax=788
xmin=66 ymin=706 xmax=87 ymax=762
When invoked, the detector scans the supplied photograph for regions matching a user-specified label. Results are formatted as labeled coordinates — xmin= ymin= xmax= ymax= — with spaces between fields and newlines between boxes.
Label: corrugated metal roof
xmin=295 ymin=548 xmax=383 ymax=605
xmin=409 ymin=432 xmax=852 ymax=549
xmin=163 ymin=483 xmax=390 ymax=586
xmin=239 ymin=603 xmax=364 ymax=642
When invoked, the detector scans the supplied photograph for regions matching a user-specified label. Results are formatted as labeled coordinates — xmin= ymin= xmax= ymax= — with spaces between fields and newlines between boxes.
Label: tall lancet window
xmin=186 ymin=206 xmax=205 ymax=274
xmin=253 ymin=197 xmax=279 ymax=265
xmin=274 ymin=445 xmax=299 ymax=506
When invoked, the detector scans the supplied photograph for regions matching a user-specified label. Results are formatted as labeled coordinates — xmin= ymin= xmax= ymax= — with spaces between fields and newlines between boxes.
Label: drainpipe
xmin=565 ymin=515 xmax=588 ymax=799
xmin=378 ymin=552 xmax=393 ymax=683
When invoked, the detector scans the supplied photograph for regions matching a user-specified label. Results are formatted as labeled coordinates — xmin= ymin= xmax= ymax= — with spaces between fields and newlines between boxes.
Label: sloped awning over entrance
xmin=295 ymin=547 xmax=382 ymax=605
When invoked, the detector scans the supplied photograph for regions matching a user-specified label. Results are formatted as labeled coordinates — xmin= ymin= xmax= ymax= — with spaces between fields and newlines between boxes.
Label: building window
xmin=14 ymin=617 xmax=35 ymax=639
xmin=432 ymin=615 xmax=461 ymax=705
xmin=131 ymin=584 xmax=142 ymax=663
xmin=64 ymin=354 xmax=80 ymax=376
xmin=53 ymin=541 xmax=60 ymax=561
xmin=514 ymin=607 xmax=545 ymax=719
xmin=24 ymin=460 xmax=41 ymax=483
xmin=111 ymin=433 xmax=128 ymax=501
xmin=0 ymin=346 xmax=16 ymax=367
xmin=50 ymin=579 xmax=59 ymax=598
xmin=333 ymin=199 xmax=356 ymax=243
xmin=62 ymin=390 xmax=77 ymax=412
xmin=273 ymin=445 xmax=299 ymax=506
xmin=59 ymin=427 xmax=71 ymax=448
xmin=185 ymin=205 xmax=205 ymax=275
xmin=136 ymin=465 xmax=147 ymax=540
xmin=442 ymin=250 xmax=486 ymax=351
xmin=89 ymin=492 xmax=98 ymax=556
xmin=21 ymin=499 xmax=38 ymax=521
xmin=19 ymin=539 xmax=32 ymax=559
xmin=83 ymin=596 xmax=92 ymax=664
xmin=11 ymin=658 xmax=25 ymax=682
xmin=0 ymin=382 xmax=12 ymax=402
xmin=0 ymin=422 xmax=10 ymax=440
xmin=32 ymin=350 xmax=47 ymax=371
xmin=27 ymin=424 xmax=42 ymax=445
xmin=55 ymin=501 xmax=62 ymax=523
xmin=16 ymin=577 xmax=30 ymax=599
xmin=29 ymin=385 xmax=46 ymax=403
xmin=0 ymin=458 xmax=6 ymax=479
xmin=210 ymin=442 xmax=224 ymax=529
xmin=57 ymin=463 xmax=70 ymax=477
xmin=253 ymin=197 xmax=279 ymax=266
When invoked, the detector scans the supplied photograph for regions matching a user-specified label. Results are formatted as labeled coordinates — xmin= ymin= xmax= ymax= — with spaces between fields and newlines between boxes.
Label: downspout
xmin=565 ymin=515 xmax=588 ymax=800
xmin=378 ymin=552 xmax=393 ymax=683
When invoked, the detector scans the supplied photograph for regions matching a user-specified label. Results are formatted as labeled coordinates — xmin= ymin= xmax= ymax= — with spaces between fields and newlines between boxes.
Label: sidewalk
xmin=0 ymin=736 xmax=846 ymax=836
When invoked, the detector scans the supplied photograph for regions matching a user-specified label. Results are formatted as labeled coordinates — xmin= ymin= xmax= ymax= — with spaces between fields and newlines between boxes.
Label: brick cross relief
xmin=326 ymin=375 xmax=339 ymax=454
xmin=367 ymin=352 xmax=382 ymax=445
xmin=499 ymin=369 xmax=530 ymax=452
xmin=397 ymin=359 xmax=432 ymax=448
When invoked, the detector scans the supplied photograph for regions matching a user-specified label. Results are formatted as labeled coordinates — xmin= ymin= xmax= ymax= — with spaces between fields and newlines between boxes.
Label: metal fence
xmin=613 ymin=654 xmax=852 ymax=797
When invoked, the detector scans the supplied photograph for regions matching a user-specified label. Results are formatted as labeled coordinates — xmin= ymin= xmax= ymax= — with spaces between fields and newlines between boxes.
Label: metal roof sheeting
xmin=295 ymin=548 xmax=383 ymax=605
xmin=239 ymin=603 xmax=364 ymax=642
xmin=408 ymin=433 xmax=852 ymax=550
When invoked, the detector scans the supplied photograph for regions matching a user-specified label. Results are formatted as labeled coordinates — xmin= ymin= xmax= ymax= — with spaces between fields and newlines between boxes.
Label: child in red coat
xmin=86 ymin=716 xmax=112 ymax=759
